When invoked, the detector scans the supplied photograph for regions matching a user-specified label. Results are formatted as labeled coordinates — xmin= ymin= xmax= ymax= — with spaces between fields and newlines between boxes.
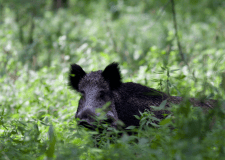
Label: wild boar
xmin=69 ymin=63 xmax=216 ymax=129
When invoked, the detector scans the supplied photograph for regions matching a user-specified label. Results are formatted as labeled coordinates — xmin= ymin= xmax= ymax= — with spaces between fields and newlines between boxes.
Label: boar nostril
xmin=78 ymin=107 xmax=96 ymax=120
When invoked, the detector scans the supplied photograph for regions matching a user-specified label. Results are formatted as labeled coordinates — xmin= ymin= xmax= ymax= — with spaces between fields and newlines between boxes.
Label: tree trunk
xmin=52 ymin=0 xmax=68 ymax=10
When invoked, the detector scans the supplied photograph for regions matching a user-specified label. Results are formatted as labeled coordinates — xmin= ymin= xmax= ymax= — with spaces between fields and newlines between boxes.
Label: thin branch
xmin=171 ymin=0 xmax=197 ymax=81
xmin=144 ymin=0 xmax=170 ymax=31
xmin=171 ymin=0 xmax=185 ymax=64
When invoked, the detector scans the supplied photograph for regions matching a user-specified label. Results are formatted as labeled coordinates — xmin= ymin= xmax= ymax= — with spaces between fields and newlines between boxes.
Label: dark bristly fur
xmin=69 ymin=64 xmax=86 ymax=91
xmin=69 ymin=62 xmax=217 ymax=128
xmin=102 ymin=62 xmax=122 ymax=90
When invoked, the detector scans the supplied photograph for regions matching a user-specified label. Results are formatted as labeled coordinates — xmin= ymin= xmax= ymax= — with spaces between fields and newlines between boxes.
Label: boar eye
xmin=99 ymin=91 xmax=105 ymax=98
xmin=80 ymin=91 xmax=85 ymax=96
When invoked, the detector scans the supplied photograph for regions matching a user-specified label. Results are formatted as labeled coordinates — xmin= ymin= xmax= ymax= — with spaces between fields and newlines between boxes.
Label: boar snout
xmin=76 ymin=107 xmax=97 ymax=124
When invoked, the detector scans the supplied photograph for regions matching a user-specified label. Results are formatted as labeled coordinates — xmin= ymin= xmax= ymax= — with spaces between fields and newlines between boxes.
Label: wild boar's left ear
xmin=69 ymin=64 xmax=86 ymax=91
xmin=102 ymin=62 xmax=122 ymax=90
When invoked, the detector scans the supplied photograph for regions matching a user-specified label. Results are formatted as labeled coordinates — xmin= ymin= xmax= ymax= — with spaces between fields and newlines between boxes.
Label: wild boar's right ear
xmin=102 ymin=62 xmax=122 ymax=90
xmin=69 ymin=64 xmax=86 ymax=91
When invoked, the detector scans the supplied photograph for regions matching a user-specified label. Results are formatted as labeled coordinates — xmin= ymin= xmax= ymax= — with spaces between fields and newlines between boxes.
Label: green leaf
xmin=138 ymin=138 xmax=148 ymax=145
xmin=140 ymin=117 xmax=147 ymax=122
xmin=134 ymin=115 xmax=140 ymax=120
xmin=126 ymin=126 xmax=136 ymax=130
xmin=170 ymin=69 xmax=180 ymax=72
xmin=46 ymin=125 xmax=56 ymax=159
xmin=160 ymin=118 xmax=172 ymax=125
xmin=150 ymin=100 xmax=167 ymax=111
xmin=176 ymin=75 xmax=186 ymax=80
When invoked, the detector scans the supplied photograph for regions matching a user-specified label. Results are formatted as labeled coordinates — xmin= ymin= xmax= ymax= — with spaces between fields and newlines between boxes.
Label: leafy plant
xmin=0 ymin=0 xmax=225 ymax=159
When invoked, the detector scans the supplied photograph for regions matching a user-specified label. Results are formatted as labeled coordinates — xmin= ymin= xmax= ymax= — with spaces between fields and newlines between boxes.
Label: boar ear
xmin=102 ymin=62 xmax=122 ymax=90
xmin=69 ymin=64 xmax=86 ymax=91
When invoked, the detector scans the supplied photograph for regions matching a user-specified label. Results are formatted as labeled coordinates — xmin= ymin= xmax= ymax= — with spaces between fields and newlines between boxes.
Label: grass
xmin=0 ymin=0 xmax=225 ymax=159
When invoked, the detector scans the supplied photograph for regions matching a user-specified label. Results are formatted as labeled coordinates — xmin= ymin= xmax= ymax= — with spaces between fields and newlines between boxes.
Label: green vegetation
xmin=0 ymin=0 xmax=225 ymax=159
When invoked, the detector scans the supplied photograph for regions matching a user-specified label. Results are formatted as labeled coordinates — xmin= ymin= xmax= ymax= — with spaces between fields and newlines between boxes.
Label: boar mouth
xmin=78 ymin=120 xmax=96 ymax=130
xmin=77 ymin=118 xmax=116 ymax=131
xmin=76 ymin=110 xmax=118 ymax=130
